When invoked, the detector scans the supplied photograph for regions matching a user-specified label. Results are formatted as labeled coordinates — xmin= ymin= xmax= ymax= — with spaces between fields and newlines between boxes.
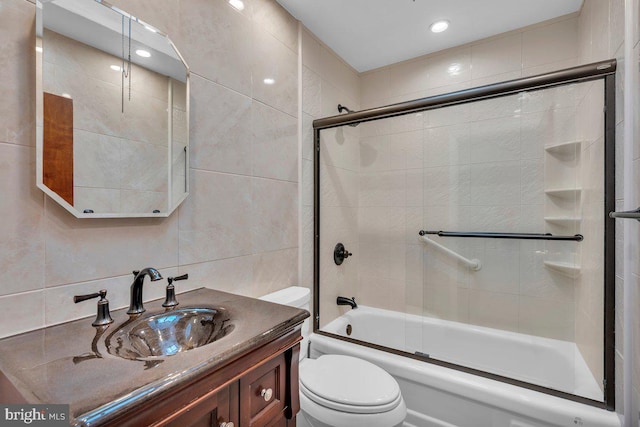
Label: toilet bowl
xmin=259 ymin=287 xmax=407 ymax=427
xmin=298 ymin=354 xmax=406 ymax=427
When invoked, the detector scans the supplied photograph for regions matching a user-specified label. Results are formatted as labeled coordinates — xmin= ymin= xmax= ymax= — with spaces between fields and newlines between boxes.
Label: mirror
xmin=35 ymin=0 xmax=189 ymax=218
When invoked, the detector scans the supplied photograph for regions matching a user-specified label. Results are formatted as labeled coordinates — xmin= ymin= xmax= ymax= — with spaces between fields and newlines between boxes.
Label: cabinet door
xmin=157 ymin=385 xmax=227 ymax=427
xmin=240 ymin=353 xmax=286 ymax=427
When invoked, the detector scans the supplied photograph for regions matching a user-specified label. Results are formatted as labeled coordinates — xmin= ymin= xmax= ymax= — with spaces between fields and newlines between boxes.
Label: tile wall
xmin=300 ymin=27 xmax=361 ymax=327
xmin=0 ymin=0 xmax=300 ymax=339
xmin=355 ymin=16 xmax=584 ymax=338
xmin=578 ymin=0 xmax=639 ymax=419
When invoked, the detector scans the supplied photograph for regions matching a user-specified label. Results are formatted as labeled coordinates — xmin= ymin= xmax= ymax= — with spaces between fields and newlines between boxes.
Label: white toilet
xmin=260 ymin=287 xmax=406 ymax=427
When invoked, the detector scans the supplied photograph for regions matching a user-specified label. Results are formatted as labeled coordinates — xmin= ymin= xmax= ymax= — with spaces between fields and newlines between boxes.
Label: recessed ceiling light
xmin=430 ymin=20 xmax=450 ymax=33
xmin=229 ymin=0 xmax=245 ymax=11
xmin=135 ymin=49 xmax=151 ymax=58
xmin=447 ymin=63 xmax=461 ymax=75
xmin=110 ymin=65 xmax=122 ymax=71
xmin=61 ymin=93 xmax=72 ymax=99
xmin=263 ymin=78 xmax=275 ymax=85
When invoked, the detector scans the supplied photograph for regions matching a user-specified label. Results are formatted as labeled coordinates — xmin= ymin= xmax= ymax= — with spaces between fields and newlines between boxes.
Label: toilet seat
xmin=300 ymin=355 xmax=402 ymax=414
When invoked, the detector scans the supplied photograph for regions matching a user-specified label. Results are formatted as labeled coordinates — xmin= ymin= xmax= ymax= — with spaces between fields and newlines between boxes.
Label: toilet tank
xmin=259 ymin=286 xmax=310 ymax=359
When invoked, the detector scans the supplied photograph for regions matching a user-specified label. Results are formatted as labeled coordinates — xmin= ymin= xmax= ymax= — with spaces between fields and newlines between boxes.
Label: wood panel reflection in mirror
xmin=36 ymin=0 xmax=189 ymax=218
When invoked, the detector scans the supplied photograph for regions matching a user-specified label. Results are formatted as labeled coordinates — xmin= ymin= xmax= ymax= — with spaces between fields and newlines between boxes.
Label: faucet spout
xmin=127 ymin=267 xmax=163 ymax=315
xmin=336 ymin=296 xmax=357 ymax=309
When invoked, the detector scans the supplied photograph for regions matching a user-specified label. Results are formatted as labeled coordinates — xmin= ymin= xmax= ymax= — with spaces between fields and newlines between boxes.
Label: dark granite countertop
xmin=0 ymin=288 xmax=309 ymax=426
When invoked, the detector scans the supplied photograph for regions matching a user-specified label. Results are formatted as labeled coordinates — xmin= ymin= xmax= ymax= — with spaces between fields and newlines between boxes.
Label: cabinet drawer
xmin=240 ymin=352 xmax=286 ymax=426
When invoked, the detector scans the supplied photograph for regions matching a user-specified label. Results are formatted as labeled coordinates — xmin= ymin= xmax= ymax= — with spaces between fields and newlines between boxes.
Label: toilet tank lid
xmin=259 ymin=286 xmax=310 ymax=308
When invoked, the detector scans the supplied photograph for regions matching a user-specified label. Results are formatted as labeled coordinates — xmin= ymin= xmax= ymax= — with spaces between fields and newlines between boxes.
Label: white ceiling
xmin=275 ymin=0 xmax=584 ymax=72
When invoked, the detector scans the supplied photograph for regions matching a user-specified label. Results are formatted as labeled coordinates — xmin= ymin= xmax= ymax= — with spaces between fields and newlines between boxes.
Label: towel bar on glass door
xmin=418 ymin=230 xmax=584 ymax=242
xmin=419 ymin=235 xmax=482 ymax=271
xmin=609 ymin=207 xmax=640 ymax=221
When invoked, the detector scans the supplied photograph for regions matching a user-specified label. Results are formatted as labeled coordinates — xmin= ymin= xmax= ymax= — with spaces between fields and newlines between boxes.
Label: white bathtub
xmin=309 ymin=306 xmax=620 ymax=427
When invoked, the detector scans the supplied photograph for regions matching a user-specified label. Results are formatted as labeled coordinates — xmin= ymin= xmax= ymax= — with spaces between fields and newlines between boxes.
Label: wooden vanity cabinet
xmin=105 ymin=329 xmax=301 ymax=427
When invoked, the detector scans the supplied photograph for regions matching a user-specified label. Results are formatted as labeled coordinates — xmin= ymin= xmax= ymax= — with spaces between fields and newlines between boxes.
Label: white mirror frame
xmin=35 ymin=0 xmax=190 ymax=218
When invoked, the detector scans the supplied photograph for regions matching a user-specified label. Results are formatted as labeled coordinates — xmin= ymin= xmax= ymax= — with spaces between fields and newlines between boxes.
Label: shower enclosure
xmin=312 ymin=60 xmax=616 ymax=409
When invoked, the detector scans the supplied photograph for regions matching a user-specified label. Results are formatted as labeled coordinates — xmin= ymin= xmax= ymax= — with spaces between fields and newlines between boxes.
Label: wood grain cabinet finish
xmin=108 ymin=330 xmax=302 ymax=427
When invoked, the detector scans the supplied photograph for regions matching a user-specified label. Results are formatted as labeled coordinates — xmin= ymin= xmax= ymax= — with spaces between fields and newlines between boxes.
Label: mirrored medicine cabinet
xmin=36 ymin=0 xmax=190 ymax=218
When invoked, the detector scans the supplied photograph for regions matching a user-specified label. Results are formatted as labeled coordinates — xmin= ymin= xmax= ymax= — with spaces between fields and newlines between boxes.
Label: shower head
xmin=337 ymin=104 xmax=359 ymax=127
xmin=338 ymin=104 xmax=354 ymax=114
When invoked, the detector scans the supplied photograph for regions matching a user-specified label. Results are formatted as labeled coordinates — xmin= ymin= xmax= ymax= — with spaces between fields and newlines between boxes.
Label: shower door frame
xmin=312 ymin=59 xmax=617 ymax=410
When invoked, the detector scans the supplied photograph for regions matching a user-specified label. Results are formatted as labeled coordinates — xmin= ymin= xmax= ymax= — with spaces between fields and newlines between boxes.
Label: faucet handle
xmin=172 ymin=273 xmax=189 ymax=282
xmin=74 ymin=289 xmax=114 ymax=326
xmin=163 ymin=274 xmax=188 ymax=308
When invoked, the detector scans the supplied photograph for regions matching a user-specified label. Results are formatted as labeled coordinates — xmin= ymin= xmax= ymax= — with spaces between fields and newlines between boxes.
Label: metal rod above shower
xmin=418 ymin=230 xmax=584 ymax=242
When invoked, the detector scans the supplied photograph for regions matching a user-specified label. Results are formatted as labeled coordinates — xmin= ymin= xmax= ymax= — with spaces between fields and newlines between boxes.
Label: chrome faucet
xmin=127 ymin=267 xmax=163 ymax=315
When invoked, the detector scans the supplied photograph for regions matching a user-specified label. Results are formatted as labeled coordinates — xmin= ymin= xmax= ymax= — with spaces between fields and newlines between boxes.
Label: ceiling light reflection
xmin=135 ymin=49 xmax=151 ymax=58
xmin=430 ymin=20 xmax=450 ymax=33
xmin=229 ymin=0 xmax=245 ymax=11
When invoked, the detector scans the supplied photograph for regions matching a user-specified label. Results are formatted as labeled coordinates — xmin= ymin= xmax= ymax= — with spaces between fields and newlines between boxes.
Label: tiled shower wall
xmin=0 ymin=0 xmax=300 ymax=338
xmin=354 ymin=15 xmax=584 ymax=334
xmin=354 ymin=84 xmax=599 ymax=343
xmin=301 ymin=27 xmax=361 ymax=327
xmin=577 ymin=0 xmax=637 ymax=419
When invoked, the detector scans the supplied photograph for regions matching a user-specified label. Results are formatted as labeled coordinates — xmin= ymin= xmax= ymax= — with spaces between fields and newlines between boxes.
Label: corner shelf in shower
xmin=544 ymin=140 xmax=583 ymax=155
xmin=543 ymin=261 xmax=581 ymax=278
xmin=544 ymin=187 xmax=582 ymax=198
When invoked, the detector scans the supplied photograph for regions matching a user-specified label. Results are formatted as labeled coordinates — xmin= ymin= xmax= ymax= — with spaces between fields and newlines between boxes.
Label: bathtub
xmin=309 ymin=306 xmax=620 ymax=427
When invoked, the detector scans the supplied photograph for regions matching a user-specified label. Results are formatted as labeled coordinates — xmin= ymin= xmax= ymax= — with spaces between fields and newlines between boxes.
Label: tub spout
xmin=337 ymin=296 xmax=357 ymax=309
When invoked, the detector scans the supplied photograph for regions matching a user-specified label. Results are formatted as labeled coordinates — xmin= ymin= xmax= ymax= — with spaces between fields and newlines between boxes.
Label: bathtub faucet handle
xmin=334 ymin=242 xmax=353 ymax=265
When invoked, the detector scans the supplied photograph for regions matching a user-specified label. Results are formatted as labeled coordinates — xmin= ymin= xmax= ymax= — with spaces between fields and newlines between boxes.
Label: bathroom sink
xmin=105 ymin=307 xmax=235 ymax=360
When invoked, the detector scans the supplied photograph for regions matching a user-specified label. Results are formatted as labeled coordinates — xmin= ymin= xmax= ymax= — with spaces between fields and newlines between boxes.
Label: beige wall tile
xmin=74 ymin=188 xmax=120 ymax=214
xmin=44 ymin=200 xmax=179 ymax=286
xmin=468 ymin=289 xmax=519 ymax=332
xmin=0 ymin=291 xmax=44 ymax=339
xmin=251 ymin=101 xmax=298 ymax=181
xmin=180 ymin=255 xmax=254 ymax=296
xmin=590 ymin=0 xmax=611 ymax=61
xmin=178 ymin=0 xmax=253 ymax=96
xmin=0 ymin=144 xmax=44 ymax=296
xmin=388 ymin=57 xmax=429 ymax=98
xmin=251 ymin=178 xmax=298 ymax=252
xmin=426 ymin=47 xmax=472 ymax=89
xmin=189 ymin=75 xmax=253 ymax=175
xmin=0 ymin=0 xmax=35 ymax=147
xmin=471 ymin=33 xmax=522 ymax=80
xmin=252 ymin=0 xmax=298 ymax=52
xmin=301 ymin=27 xmax=322 ymax=74
xmin=360 ymin=68 xmax=390 ymax=107
xmin=252 ymin=248 xmax=298 ymax=296
xmin=43 ymin=271 xmax=188 ymax=327
xmin=178 ymin=170 xmax=252 ymax=265
xmin=319 ymin=46 xmax=359 ymax=104
xmin=522 ymin=18 xmax=579 ymax=68
xmin=519 ymin=296 xmax=575 ymax=340
xmin=252 ymin=26 xmax=298 ymax=117
xmin=302 ymin=66 xmax=322 ymax=118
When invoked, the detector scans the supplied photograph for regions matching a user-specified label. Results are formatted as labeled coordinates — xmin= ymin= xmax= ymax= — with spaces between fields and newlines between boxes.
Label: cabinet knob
xmin=219 ymin=422 xmax=234 ymax=427
xmin=260 ymin=387 xmax=273 ymax=402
